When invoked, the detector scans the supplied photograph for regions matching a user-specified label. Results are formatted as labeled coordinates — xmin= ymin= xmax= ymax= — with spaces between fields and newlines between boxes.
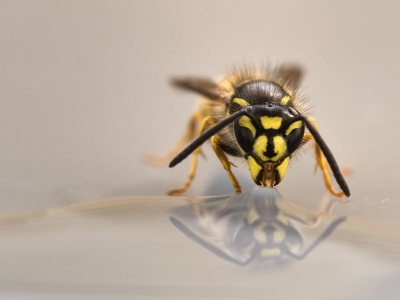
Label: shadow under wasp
xmin=147 ymin=65 xmax=350 ymax=198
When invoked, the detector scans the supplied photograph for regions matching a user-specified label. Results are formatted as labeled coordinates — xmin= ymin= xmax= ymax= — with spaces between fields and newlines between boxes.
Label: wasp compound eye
xmin=234 ymin=115 xmax=257 ymax=154
xmin=285 ymin=120 xmax=305 ymax=154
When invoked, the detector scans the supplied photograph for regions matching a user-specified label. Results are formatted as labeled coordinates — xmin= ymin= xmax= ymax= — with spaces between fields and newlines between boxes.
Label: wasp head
xmin=231 ymin=82 xmax=305 ymax=187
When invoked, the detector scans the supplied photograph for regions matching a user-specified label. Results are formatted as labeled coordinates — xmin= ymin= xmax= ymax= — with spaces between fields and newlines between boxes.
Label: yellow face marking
xmin=285 ymin=120 xmax=303 ymax=136
xmin=253 ymin=135 xmax=268 ymax=160
xmin=280 ymin=95 xmax=291 ymax=106
xmin=248 ymin=156 xmax=262 ymax=183
xmin=272 ymin=223 xmax=286 ymax=244
xmin=276 ymin=156 xmax=290 ymax=182
xmin=238 ymin=116 xmax=256 ymax=138
xmin=247 ymin=206 xmax=260 ymax=225
xmin=253 ymin=135 xmax=287 ymax=162
xmin=270 ymin=136 xmax=287 ymax=162
xmin=260 ymin=248 xmax=281 ymax=258
xmin=260 ymin=116 xmax=282 ymax=130
xmin=253 ymin=222 xmax=268 ymax=244
xmin=233 ymin=97 xmax=251 ymax=108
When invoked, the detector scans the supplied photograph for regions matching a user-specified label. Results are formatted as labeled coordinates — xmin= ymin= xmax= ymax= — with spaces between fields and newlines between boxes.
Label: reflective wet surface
xmin=170 ymin=188 xmax=347 ymax=265
xmin=0 ymin=188 xmax=399 ymax=299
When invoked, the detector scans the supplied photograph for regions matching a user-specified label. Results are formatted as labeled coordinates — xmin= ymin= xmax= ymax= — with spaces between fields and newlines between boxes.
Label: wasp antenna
xmin=302 ymin=117 xmax=351 ymax=197
xmin=169 ymin=107 xmax=253 ymax=168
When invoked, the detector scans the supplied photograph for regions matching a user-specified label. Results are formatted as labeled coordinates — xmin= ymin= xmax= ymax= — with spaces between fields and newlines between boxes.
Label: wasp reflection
xmin=170 ymin=187 xmax=346 ymax=266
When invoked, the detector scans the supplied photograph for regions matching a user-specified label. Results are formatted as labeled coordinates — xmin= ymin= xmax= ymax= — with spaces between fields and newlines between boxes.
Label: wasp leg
xmin=145 ymin=112 xmax=203 ymax=166
xmin=168 ymin=116 xmax=213 ymax=196
xmin=210 ymin=137 xmax=242 ymax=194
xmin=277 ymin=191 xmax=339 ymax=227
xmin=303 ymin=132 xmax=353 ymax=177
xmin=277 ymin=196 xmax=325 ymax=227
xmin=302 ymin=118 xmax=348 ymax=199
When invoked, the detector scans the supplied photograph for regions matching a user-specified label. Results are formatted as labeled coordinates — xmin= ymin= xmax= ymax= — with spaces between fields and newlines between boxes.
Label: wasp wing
xmin=171 ymin=77 xmax=224 ymax=101
xmin=276 ymin=64 xmax=303 ymax=90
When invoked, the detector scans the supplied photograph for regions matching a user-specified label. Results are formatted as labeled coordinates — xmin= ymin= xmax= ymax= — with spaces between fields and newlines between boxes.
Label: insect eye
xmin=234 ymin=122 xmax=255 ymax=153
xmin=285 ymin=120 xmax=305 ymax=154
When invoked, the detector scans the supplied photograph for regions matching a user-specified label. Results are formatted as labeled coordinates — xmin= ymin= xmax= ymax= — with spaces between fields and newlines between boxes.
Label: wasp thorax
xmin=233 ymin=104 xmax=305 ymax=187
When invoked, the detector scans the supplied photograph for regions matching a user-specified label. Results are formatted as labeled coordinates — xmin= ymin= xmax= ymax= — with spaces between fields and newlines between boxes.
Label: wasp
xmin=148 ymin=65 xmax=350 ymax=198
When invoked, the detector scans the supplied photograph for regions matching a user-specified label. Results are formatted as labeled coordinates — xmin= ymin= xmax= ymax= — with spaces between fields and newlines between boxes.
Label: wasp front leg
xmin=168 ymin=116 xmax=213 ymax=196
xmin=210 ymin=137 xmax=242 ymax=194
xmin=302 ymin=118 xmax=350 ymax=199
xmin=144 ymin=112 xmax=203 ymax=166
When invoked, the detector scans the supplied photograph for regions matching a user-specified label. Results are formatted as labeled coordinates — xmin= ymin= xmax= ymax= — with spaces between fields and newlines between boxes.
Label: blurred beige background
xmin=1 ymin=2 xmax=400 ymax=299
xmin=0 ymin=0 xmax=399 ymax=217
